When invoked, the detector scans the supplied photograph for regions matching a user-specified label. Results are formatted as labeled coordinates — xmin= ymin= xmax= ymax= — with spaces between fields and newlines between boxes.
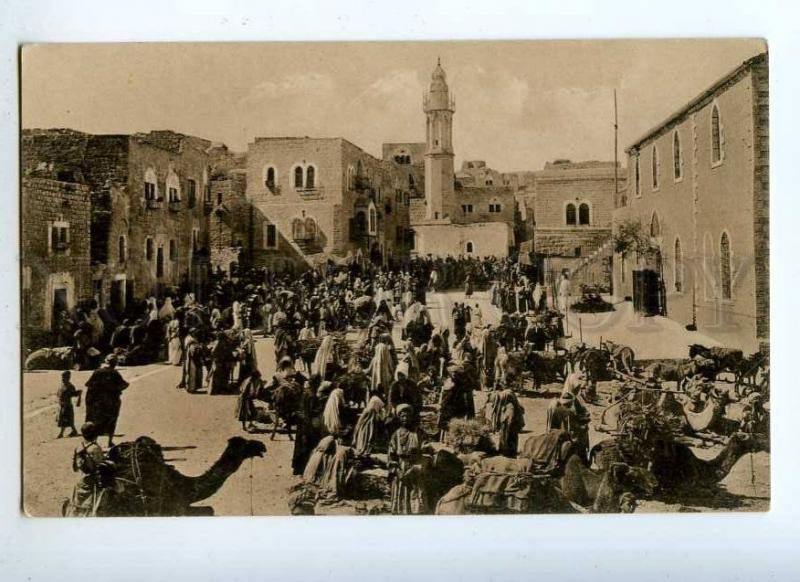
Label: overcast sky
xmin=21 ymin=39 xmax=765 ymax=172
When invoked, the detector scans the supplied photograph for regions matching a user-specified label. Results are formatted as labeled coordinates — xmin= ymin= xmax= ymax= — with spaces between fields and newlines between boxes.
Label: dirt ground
xmin=21 ymin=290 xmax=769 ymax=517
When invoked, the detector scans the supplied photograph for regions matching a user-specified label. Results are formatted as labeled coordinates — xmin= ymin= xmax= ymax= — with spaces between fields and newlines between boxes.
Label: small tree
xmin=613 ymin=218 xmax=660 ymax=262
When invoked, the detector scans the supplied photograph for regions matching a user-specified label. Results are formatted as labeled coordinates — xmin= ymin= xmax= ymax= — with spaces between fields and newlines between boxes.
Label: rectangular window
xmin=145 ymin=237 xmax=154 ymax=261
xmin=50 ymin=222 xmax=70 ymax=253
xmin=396 ymin=225 xmax=403 ymax=243
xmin=168 ymin=187 xmax=179 ymax=203
xmin=169 ymin=239 xmax=177 ymax=260
xmin=488 ymin=204 xmax=502 ymax=213
xmin=264 ymin=224 xmax=277 ymax=249
xmin=144 ymin=182 xmax=156 ymax=200
xmin=192 ymin=228 xmax=200 ymax=251
xmin=461 ymin=204 xmax=474 ymax=213
xmin=187 ymin=179 xmax=197 ymax=208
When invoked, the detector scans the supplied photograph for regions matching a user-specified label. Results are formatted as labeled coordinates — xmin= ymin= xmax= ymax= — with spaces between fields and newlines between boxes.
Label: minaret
xmin=423 ymin=58 xmax=456 ymax=220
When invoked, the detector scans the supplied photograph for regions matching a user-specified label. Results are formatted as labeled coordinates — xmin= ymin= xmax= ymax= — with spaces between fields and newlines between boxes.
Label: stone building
xmin=245 ymin=137 xmax=413 ymax=268
xmin=21 ymin=129 xmax=229 ymax=314
xmin=456 ymin=160 xmax=504 ymax=188
xmin=21 ymin=177 xmax=92 ymax=344
xmin=528 ymin=160 xmax=624 ymax=291
xmin=409 ymin=61 xmax=514 ymax=258
xmin=612 ymin=52 xmax=768 ymax=354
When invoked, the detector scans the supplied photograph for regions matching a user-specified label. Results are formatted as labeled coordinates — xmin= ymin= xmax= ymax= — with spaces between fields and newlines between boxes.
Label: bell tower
xmin=423 ymin=58 xmax=456 ymax=220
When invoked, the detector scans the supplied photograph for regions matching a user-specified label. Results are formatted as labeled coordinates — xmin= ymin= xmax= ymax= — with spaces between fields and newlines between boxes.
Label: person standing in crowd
xmin=235 ymin=369 xmax=263 ymax=433
xmin=181 ymin=328 xmax=205 ymax=393
xmin=56 ymin=370 xmax=81 ymax=439
xmin=84 ymin=354 xmax=129 ymax=447
xmin=237 ymin=329 xmax=259 ymax=386
xmin=387 ymin=362 xmax=422 ymax=423
xmin=387 ymin=404 xmax=424 ymax=515
xmin=557 ymin=270 xmax=571 ymax=314
xmin=166 ymin=317 xmax=182 ymax=366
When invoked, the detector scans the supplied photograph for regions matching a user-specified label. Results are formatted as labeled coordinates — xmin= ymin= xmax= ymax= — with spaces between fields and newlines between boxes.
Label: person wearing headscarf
xmin=181 ymin=329 xmax=205 ymax=393
xmin=487 ymin=387 xmax=526 ymax=457
xmin=322 ymin=387 xmax=346 ymax=437
xmin=302 ymin=434 xmax=353 ymax=501
xmin=232 ymin=299 xmax=243 ymax=330
xmin=209 ymin=331 xmax=234 ymax=395
xmin=235 ymin=369 xmax=262 ymax=432
xmin=546 ymin=391 xmax=590 ymax=462
xmin=387 ymin=404 xmax=425 ymax=515
xmin=366 ymin=338 xmax=395 ymax=395
xmin=147 ymin=297 xmax=159 ymax=323
xmin=311 ymin=335 xmax=337 ymax=380
xmin=166 ymin=317 xmax=182 ymax=366
xmin=237 ymin=328 xmax=259 ymax=385
xmin=84 ymin=354 xmax=129 ymax=447
xmin=351 ymin=393 xmax=386 ymax=455
xmin=387 ymin=361 xmax=422 ymax=422
xmin=159 ymin=297 xmax=176 ymax=320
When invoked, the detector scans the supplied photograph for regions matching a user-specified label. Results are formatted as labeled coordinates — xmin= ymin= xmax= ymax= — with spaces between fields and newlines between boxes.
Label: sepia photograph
xmin=19 ymin=39 xmax=770 ymax=518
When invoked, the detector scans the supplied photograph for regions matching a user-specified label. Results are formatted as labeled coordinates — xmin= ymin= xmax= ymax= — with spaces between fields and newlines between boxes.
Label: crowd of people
xmin=57 ymin=254 xmax=603 ymax=516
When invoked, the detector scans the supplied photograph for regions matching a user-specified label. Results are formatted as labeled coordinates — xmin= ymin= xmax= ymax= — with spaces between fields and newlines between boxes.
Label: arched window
xmin=118 ymin=235 xmax=127 ymax=262
xmin=674 ymin=237 xmax=683 ymax=292
xmin=144 ymin=167 xmax=158 ymax=200
xmin=264 ymin=166 xmax=276 ymax=190
xmin=465 ymin=241 xmax=474 ymax=254
xmin=304 ymin=217 xmax=317 ymax=241
xmin=292 ymin=217 xmax=306 ymax=240
xmin=565 ymin=203 xmax=577 ymax=225
xmin=650 ymin=212 xmax=661 ymax=238
xmin=294 ymin=166 xmax=304 ymax=189
xmin=711 ymin=103 xmax=723 ymax=164
xmin=651 ymin=145 xmax=659 ymax=190
xmin=305 ymin=166 xmax=315 ymax=189
xmin=673 ymin=131 xmax=683 ymax=180
xmin=720 ymin=232 xmax=732 ymax=299
xmin=578 ymin=203 xmax=590 ymax=225
xmin=347 ymin=165 xmax=356 ymax=190
xmin=166 ymin=170 xmax=180 ymax=203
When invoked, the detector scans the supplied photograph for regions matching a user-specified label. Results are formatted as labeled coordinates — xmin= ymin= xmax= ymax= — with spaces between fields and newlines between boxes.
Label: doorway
xmin=51 ymin=288 xmax=68 ymax=333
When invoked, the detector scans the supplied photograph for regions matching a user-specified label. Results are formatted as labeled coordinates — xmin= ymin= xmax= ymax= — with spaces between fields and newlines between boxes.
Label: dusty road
xmin=22 ymin=290 xmax=769 ymax=516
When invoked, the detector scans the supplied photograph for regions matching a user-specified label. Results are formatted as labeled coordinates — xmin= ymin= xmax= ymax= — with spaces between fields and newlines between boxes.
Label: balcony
xmin=52 ymin=241 xmax=69 ymax=252
xmin=168 ymin=200 xmax=181 ymax=212
xmin=146 ymin=197 xmax=163 ymax=210
xmin=295 ymin=187 xmax=325 ymax=201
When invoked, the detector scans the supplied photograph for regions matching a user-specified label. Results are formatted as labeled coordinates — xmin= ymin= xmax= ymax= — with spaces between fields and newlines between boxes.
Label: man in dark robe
xmin=84 ymin=354 xmax=129 ymax=447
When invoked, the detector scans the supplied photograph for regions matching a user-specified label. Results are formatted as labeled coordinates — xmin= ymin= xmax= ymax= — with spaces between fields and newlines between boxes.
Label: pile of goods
xmin=571 ymin=285 xmax=615 ymax=313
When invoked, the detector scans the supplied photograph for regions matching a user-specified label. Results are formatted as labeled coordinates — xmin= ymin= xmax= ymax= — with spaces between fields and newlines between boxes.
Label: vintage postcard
xmin=20 ymin=40 xmax=769 ymax=517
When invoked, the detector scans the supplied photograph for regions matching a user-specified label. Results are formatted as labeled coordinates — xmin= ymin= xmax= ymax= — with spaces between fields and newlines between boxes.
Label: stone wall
xmin=413 ymin=221 xmax=511 ymax=258
xmin=453 ymin=186 xmax=515 ymax=225
xmin=613 ymin=53 xmax=768 ymax=354
xmin=21 ymin=178 xmax=92 ymax=334
xmin=751 ymin=56 xmax=769 ymax=352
